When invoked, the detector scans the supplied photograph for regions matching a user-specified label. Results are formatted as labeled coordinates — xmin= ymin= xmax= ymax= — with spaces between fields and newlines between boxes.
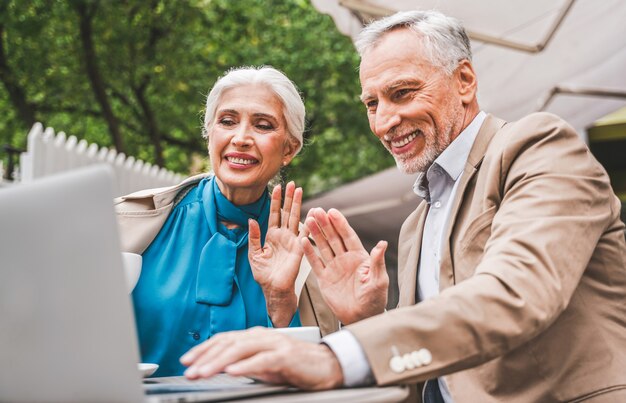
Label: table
xmin=234 ymin=385 xmax=409 ymax=402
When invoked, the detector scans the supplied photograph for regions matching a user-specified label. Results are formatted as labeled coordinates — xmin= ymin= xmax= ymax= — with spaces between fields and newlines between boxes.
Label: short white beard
xmin=386 ymin=104 xmax=463 ymax=174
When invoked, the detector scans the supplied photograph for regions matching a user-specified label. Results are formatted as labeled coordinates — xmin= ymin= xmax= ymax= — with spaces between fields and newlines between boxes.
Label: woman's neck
xmin=215 ymin=178 xmax=265 ymax=206
xmin=221 ymin=220 xmax=240 ymax=229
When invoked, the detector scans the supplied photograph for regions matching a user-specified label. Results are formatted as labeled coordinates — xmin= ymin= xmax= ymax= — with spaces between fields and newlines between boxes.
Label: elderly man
xmin=180 ymin=10 xmax=626 ymax=402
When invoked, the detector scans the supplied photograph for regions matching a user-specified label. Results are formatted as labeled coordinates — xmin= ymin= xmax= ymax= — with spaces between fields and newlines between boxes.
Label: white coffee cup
xmin=121 ymin=252 xmax=142 ymax=293
xmin=273 ymin=326 xmax=321 ymax=343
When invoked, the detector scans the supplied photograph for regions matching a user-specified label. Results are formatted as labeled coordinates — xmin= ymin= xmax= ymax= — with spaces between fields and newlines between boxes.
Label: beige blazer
xmin=113 ymin=174 xmax=338 ymax=337
xmin=347 ymin=113 xmax=626 ymax=402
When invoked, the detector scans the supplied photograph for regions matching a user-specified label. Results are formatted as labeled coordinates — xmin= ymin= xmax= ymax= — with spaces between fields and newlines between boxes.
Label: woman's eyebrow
xmin=252 ymin=113 xmax=278 ymax=121
xmin=217 ymin=108 xmax=239 ymax=115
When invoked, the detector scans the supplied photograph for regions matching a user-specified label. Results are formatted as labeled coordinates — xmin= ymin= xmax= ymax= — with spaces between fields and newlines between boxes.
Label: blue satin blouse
xmin=132 ymin=177 xmax=301 ymax=376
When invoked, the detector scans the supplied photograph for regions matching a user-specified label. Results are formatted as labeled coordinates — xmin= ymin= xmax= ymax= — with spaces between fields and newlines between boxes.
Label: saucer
xmin=138 ymin=363 xmax=159 ymax=378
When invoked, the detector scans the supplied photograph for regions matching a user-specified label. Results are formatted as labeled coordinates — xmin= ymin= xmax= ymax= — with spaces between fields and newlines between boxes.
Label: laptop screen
xmin=0 ymin=165 xmax=144 ymax=402
xmin=0 ymin=165 xmax=292 ymax=403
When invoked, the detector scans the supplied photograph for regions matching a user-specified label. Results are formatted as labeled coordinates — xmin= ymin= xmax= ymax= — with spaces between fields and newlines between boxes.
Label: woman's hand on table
xmin=249 ymin=181 xmax=307 ymax=327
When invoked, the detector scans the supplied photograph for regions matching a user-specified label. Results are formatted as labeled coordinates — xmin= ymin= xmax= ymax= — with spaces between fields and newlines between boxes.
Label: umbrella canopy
xmin=305 ymin=0 xmax=626 ymax=306
xmin=311 ymin=0 xmax=626 ymax=135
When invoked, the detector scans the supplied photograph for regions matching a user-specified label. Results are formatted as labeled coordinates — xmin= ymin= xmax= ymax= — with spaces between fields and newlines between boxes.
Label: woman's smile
xmin=224 ymin=152 xmax=259 ymax=169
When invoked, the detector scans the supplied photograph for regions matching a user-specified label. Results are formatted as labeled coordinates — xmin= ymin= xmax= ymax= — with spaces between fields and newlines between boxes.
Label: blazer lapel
xmin=438 ymin=114 xmax=507 ymax=290
xmin=398 ymin=201 xmax=428 ymax=307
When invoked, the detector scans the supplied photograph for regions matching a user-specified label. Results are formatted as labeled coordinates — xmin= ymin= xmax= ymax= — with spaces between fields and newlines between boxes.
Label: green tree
xmin=0 ymin=0 xmax=393 ymax=195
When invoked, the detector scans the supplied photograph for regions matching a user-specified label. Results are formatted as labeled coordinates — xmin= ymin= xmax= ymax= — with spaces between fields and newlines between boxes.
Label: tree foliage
xmin=0 ymin=0 xmax=394 ymax=195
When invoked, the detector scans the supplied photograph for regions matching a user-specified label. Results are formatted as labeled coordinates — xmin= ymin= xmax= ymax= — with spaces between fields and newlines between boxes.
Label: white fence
xmin=19 ymin=123 xmax=185 ymax=196
xmin=0 ymin=160 xmax=11 ymax=189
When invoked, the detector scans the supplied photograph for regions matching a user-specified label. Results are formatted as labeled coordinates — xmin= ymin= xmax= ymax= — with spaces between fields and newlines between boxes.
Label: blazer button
xmin=389 ymin=356 xmax=405 ymax=373
xmin=410 ymin=350 xmax=424 ymax=367
xmin=402 ymin=353 xmax=416 ymax=370
xmin=417 ymin=348 xmax=432 ymax=366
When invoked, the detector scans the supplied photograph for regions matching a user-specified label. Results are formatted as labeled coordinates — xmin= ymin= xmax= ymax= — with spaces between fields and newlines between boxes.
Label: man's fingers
xmin=304 ymin=214 xmax=335 ymax=264
xmin=269 ymin=185 xmax=282 ymax=228
xmin=180 ymin=338 xmax=214 ymax=366
xmin=225 ymin=351 xmax=284 ymax=382
xmin=248 ymin=219 xmax=262 ymax=255
xmin=305 ymin=208 xmax=315 ymax=220
xmin=185 ymin=328 xmax=280 ymax=379
xmin=370 ymin=240 xmax=388 ymax=278
xmin=231 ymin=368 xmax=285 ymax=386
xmin=328 ymin=208 xmax=364 ymax=251
xmin=180 ymin=333 xmax=239 ymax=379
xmin=311 ymin=208 xmax=346 ymax=256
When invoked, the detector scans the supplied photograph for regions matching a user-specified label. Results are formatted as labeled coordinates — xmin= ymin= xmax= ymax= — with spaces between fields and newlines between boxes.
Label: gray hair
xmin=203 ymin=66 xmax=305 ymax=154
xmin=355 ymin=10 xmax=472 ymax=75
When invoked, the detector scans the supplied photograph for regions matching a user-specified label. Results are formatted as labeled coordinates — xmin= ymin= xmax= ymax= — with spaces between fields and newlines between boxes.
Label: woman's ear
xmin=456 ymin=60 xmax=478 ymax=105
xmin=281 ymin=137 xmax=300 ymax=166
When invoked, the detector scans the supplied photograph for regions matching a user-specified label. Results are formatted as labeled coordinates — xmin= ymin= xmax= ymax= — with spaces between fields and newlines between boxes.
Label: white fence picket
xmin=18 ymin=123 xmax=184 ymax=196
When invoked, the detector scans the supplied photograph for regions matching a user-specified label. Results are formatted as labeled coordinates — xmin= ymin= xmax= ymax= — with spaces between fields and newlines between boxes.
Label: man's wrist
xmin=323 ymin=330 xmax=376 ymax=387
xmin=319 ymin=343 xmax=345 ymax=389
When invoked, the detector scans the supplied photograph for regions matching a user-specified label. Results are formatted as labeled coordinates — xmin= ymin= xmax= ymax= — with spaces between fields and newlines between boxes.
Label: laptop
xmin=0 ymin=165 xmax=290 ymax=402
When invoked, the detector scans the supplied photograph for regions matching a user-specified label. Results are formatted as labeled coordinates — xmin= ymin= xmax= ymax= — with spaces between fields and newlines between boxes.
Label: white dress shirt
xmin=323 ymin=112 xmax=487 ymax=400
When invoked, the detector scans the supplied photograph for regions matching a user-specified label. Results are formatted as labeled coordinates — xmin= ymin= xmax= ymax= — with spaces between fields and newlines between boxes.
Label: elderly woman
xmin=114 ymin=66 xmax=337 ymax=377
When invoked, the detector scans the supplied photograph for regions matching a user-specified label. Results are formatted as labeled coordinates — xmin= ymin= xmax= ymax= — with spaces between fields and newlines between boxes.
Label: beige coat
xmin=347 ymin=113 xmax=626 ymax=402
xmin=113 ymin=175 xmax=338 ymax=336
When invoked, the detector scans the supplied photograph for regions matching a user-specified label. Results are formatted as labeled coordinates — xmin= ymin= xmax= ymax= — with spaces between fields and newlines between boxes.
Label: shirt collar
xmin=413 ymin=111 xmax=486 ymax=199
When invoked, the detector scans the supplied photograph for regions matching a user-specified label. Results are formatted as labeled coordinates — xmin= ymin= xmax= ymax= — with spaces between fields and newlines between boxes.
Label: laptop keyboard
xmin=144 ymin=374 xmax=256 ymax=386
xmin=143 ymin=374 xmax=258 ymax=394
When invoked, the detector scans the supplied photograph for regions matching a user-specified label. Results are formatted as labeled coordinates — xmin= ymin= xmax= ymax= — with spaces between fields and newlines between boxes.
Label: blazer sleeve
xmin=114 ymin=174 xmax=208 ymax=254
xmin=346 ymin=113 xmax=621 ymax=385
xmin=299 ymin=268 xmax=340 ymax=337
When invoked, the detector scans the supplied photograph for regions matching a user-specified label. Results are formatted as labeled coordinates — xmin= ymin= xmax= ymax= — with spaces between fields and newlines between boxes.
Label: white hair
xmin=355 ymin=10 xmax=472 ymax=75
xmin=203 ymin=66 xmax=305 ymax=153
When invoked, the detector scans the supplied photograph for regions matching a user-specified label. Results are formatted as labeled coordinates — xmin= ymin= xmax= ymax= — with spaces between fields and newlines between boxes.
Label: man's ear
xmin=456 ymin=60 xmax=478 ymax=105
xmin=281 ymin=137 xmax=300 ymax=166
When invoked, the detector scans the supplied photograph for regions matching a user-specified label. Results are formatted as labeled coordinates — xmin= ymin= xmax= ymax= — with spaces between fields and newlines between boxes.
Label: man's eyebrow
xmin=384 ymin=79 xmax=420 ymax=93
xmin=359 ymin=92 xmax=372 ymax=103
xmin=360 ymin=79 xmax=421 ymax=103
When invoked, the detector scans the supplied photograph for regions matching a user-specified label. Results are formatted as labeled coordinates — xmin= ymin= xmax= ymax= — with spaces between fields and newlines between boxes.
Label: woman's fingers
xmin=281 ymin=182 xmax=295 ymax=227
xmin=288 ymin=187 xmax=303 ymax=233
xmin=270 ymin=182 xmax=301 ymax=231
xmin=268 ymin=184 xmax=282 ymax=228
xmin=248 ymin=219 xmax=262 ymax=256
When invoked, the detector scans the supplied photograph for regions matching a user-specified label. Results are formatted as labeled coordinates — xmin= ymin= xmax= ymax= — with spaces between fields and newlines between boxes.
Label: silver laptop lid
xmin=0 ymin=165 xmax=144 ymax=402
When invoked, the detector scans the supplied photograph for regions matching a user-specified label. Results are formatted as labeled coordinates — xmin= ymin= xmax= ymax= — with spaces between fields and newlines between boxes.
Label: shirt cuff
xmin=323 ymin=330 xmax=375 ymax=387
